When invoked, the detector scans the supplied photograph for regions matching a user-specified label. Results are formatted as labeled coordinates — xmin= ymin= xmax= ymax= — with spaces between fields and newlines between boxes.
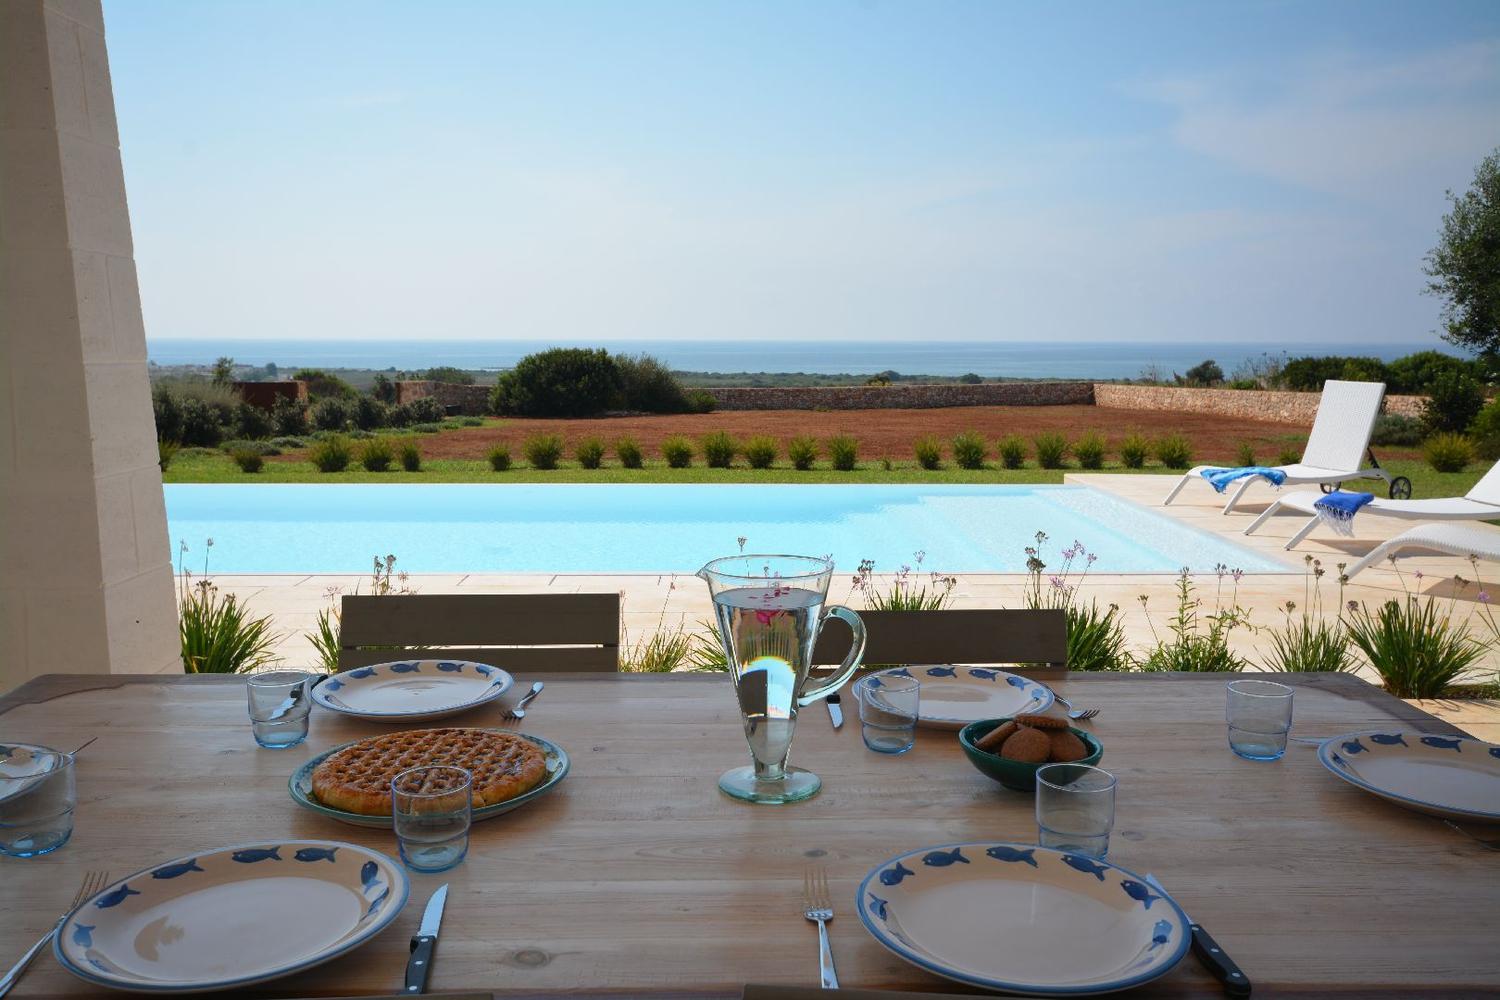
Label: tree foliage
xmin=1426 ymin=148 xmax=1500 ymax=360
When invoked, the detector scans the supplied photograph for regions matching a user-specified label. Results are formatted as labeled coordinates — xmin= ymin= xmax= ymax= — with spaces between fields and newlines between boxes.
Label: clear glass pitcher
xmin=696 ymin=554 xmax=867 ymax=804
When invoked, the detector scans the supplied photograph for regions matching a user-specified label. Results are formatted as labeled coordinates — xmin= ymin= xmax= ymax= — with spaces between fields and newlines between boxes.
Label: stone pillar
xmin=0 ymin=0 xmax=179 ymax=691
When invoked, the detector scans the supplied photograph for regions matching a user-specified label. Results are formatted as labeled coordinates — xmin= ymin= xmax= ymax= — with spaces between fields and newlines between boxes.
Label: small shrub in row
xmin=360 ymin=437 xmax=394 ymax=472
xmin=230 ymin=447 xmax=264 ymax=473
xmin=616 ymin=437 xmax=644 ymax=469
xmin=788 ymin=436 xmax=818 ymax=471
xmin=1119 ymin=433 xmax=1149 ymax=469
xmin=1153 ymin=434 xmax=1193 ymax=470
xmin=575 ymin=437 xmax=606 ymax=470
xmin=702 ymin=431 xmax=737 ymax=469
xmin=662 ymin=436 xmax=694 ymax=468
xmin=400 ymin=441 xmax=422 ymax=472
xmin=1034 ymin=432 xmax=1069 ymax=469
xmin=310 ymin=435 xmax=351 ymax=473
xmin=524 ymin=434 xmax=564 ymax=470
xmin=951 ymin=431 xmax=987 ymax=470
xmin=998 ymin=434 xmax=1026 ymax=469
xmin=1073 ymin=432 xmax=1106 ymax=470
xmin=742 ymin=435 xmax=777 ymax=469
xmin=487 ymin=444 xmax=512 ymax=471
xmin=1425 ymin=432 xmax=1474 ymax=473
xmin=827 ymin=435 xmax=858 ymax=471
xmin=914 ymin=436 xmax=943 ymax=470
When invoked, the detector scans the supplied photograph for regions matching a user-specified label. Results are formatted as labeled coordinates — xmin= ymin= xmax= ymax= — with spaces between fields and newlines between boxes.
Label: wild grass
xmin=487 ymin=444 xmax=512 ymax=471
xmin=359 ymin=437 xmax=395 ymax=472
xmin=788 ymin=436 xmax=818 ymax=471
xmin=951 ymin=431 xmax=987 ymax=470
xmin=827 ymin=435 xmax=859 ymax=471
xmin=615 ymin=437 xmax=644 ymax=469
xmin=524 ymin=434 xmax=564 ymax=470
xmin=1034 ymin=432 xmax=1069 ymax=469
xmin=742 ymin=435 xmax=778 ymax=469
xmin=309 ymin=435 xmax=352 ymax=473
xmin=914 ymin=436 xmax=943 ymax=470
xmin=997 ymin=434 xmax=1027 ymax=469
xmin=575 ymin=437 xmax=606 ymax=470
xmin=702 ymin=431 xmax=738 ymax=468
xmin=1073 ymin=432 xmax=1106 ymax=471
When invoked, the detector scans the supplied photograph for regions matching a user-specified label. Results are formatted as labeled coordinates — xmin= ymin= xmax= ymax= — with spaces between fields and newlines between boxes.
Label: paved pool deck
xmin=204 ymin=473 xmax=1498 ymax=739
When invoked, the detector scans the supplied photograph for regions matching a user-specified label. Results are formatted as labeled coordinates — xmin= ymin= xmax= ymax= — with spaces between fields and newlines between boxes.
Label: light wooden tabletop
xmin=0 ymin=672 xmax=1496 ymax=999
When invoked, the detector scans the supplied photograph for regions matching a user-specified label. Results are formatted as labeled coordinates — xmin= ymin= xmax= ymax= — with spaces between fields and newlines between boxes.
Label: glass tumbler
xmin=392 ymin=766 xmax=472 ymax=873
xmin=1226 ymin=679 xmax=1294 ymax=761
xmin=246 ymin=670 xmax=313 ymax=749
xmin=855 ymin=674 xmax=920 ymax=754
xmin=0 ymin=746 xmax=77 ymax=858
xmin=1036 ymin=763 xmax=1117 ymax=860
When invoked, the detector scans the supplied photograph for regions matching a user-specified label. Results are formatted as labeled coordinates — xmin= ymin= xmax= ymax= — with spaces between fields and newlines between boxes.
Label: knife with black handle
xmin=405 ymin=884 xmax=447 ymax=995
xmin=1145 ymin=873 xmax=1250 ymax=997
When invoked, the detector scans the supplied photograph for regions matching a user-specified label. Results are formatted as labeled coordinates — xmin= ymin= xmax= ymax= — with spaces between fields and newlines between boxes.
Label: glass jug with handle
xmin=696 ymin=554 xmax=867 ymax=804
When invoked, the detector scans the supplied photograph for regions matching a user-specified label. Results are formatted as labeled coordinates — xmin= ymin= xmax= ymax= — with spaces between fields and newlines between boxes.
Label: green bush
xmin=1073 ymin=432 xmax=1106 ymax=470
xmin=461 ymin=416 xmax=484 ymax=427
xmin=291 ymin=369 xmax=356 ymax=399
xmin=309 ymin=435 xmax=352 ymax=472
xmin=1278 ymin=355 xmax=1389 ymax=391
xmin=491 ymin=348 xmax=622 ymax=418
xmin=1422 ymin=369 xmax=1486 ymax=433
xmin=1234 ymin=441 xmax=1256 ymax=467
xmin=1387 ymin=350 xmax=1483 ymax=395
xmin=1424 ymin=432 xmax=1475 ymax=472
xmin=271 ymin=436 xmax=305 ymax=449
xmin=353 ymin=395 xmax=388 ymax=430
xmin=1229 ymin=378 xmax=1259 ymax=390
xmin=701 ymin=431 xmax=738 ymax=468
xmin=487 ymin=444 xmax=512 ymax=471
xmin=423 ymin=366 xmax=475 ymax=384
xmin=575 ymin=437 xmax=606 ymax=469
xmin=158 ymin=439 xmax=179 ymax=471
xmin=742 ymin=435 xmax=778 ymax=469
xmin=151 ymin=379 xmax=237 ymax=446
xmin=1371 ymin=413 xmax=1424 ymax=446
xmin=220 ymin=439 xmax=280 ymax=457
xmin=617 ymin=354 xmax=689 ymax=413
xmin=687 ymin=389 xmax=717 ymax=413
xmin=1471 ymin=401 xmax=1500 ymax=458
xmin=229 ymin=447 xmax=263 ymax=473
xmin=524 ymin=434 xmax=564 ymax=470
xmin=662 ymin=436 xmax=694 ymax=468
xmin=178 ymin=397 xmax=228 ymax=447
xmin=1276 ymin=445 xmax=1301 ymax=466
xmin=914 ymin=436 xmax=943 ymax=470
xmin=788 ymin=436 xmax=818 ymax=471
xmin=390 ymin=397 xmax=446 ymax=427
xmin=1118 ymin=433 xmax=1149 ymax=469
xmin=359 ymin=437 xmax=395 ymax=472
xmin=179 ymin=581 xmax=280 ymax=674
xmin=1153 ymin=434 xmax=1193 ymax=470
xmin=234 ymin=402 xmax=274 ymax=440
xmin=310 ymin=397 xmax=353 ymax=432
xmin=399 ymin=440 xmax=421 ymax=472
xmin=827 ymin=435 xmax=859 ymax=471
xmin=997 ymin=434 xmax=1027 ymax=469
xmin=1345 ymin=596 xmax=1487 ymax=698
xmin=951 ymin=431 xmax=987 ymax=469
xmin=272 ymin=397 xmax=309 ymax=436
xmin=410 ymin=422 xmax=442 ymax=433
xmin=1034 ymin=432 xmax=1069 ymax=469
xmin=615 ymin=437 xmax=644 ymax=469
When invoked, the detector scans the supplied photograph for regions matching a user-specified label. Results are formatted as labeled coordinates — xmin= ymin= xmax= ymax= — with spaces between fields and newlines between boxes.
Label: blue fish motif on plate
xmin=363 ymin=883 xmax=391 ymax=918
xmin=94 ymin=885 xmax=139 ymax=909
xmin=1005 ymin=675 xmax=1029 ymax=690
xmin=926 ymin=666 xmax=957 ymax=677
xmin=389 ymin=662 xmax=420 ymax=674
xmin=348 ymin=667 xmax=376 ymax=679
xmin=295 ymin=846 xmax=339 ymax=863
xmin=867 ymin=893 xmax=889 ymax=921
xmin=436 ymin=662 xmax=463 ymax=672
xmin=151 ymin=859 xmax=203 ymax=879
xmin=866 ymin=676 xmax=883 ymax=689
xmin=1420 ymin=736 xmax=1463 ymax=752
xmin=985 ymin=846 xmax=1038 ymax=868
xmin=1062 ymin=855 xmax=1108 ymax=881
xmin=879 ymin=862 xmax=916 ymax=886
xmin=475 ymin=665 xmax=492 ymax=677
xmin=888 ymin=668 xmax=913 ymax=679
xmin=1341 ymin=738 xmax=1367 ymax=755
xmin=1120 ymin=879 xmax=1161 ymax=909
xmin=1369 ymin=733 xmax=1407 ymax=747
xmin=922 ymin=848 xmax=969 ymax=867
xmin=1150 ymin=919 xmax=1173 ymax=949
xmin=323 ymin=678 xmax=344 ymax=692
xmin=71 ymin=924 xmax=94 ymax=947
xmin=360 ymin=860 xmax=379 ymax=887
xmin=968 ymin=668 xmax=999 ymax=681
xmin=232 ymin=847 xmax=281 ymax=863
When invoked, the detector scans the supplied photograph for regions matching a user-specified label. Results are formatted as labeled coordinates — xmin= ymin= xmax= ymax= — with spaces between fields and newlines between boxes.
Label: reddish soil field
xmin=409 ymin=406 xmax=1335 ymax=461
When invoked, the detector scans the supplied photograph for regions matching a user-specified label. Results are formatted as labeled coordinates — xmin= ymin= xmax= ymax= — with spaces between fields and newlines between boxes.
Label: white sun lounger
xmin=1161 ymin=380 xmax=1391 ymax=514
xmin=1244 ymin=461 xmax=1500 ymax=550
xmin=1341 ymin=521 xmax=1500 ymax=580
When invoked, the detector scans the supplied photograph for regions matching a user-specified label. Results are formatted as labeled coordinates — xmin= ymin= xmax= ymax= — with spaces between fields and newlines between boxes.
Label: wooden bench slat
xmin=813 ymin=609 xmax=1066 ymax=678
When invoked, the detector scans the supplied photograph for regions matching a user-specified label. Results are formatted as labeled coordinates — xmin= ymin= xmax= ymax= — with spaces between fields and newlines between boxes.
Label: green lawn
xmin=163 ymin=451 xmax=1482 ymax=498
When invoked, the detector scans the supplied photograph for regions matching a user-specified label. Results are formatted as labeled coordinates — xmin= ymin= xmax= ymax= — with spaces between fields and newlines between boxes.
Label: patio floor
xmin=205 ymin=473 xmax=1499 ymax=736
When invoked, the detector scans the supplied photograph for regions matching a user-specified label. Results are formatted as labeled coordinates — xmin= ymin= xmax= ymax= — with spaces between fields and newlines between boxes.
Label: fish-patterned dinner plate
xmin=53 ymin=840 xmax=407 ymax=994
xmin=857 ymin=843 xmax=1190 ymax=996
xmin=864 ymin=666 xmax=1054 ymax=729
xmin=289 ymin=731 xmax=570 ymax=828
xmin=1316 ymin=730 xmax=1500 ymax=822
xmin=310 ymin=659 xmax=513 ymax=722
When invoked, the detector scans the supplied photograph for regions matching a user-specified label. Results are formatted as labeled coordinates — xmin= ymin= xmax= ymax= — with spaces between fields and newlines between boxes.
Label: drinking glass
xmin=246 ymin=670 xmax=313 ymax=749
xmin=0 ymin=745 xmax=76 ymax=858
xmin=1226 ymin=679 xmax=1294 ymax=761
xmin=1036 ymin=763 xmax=1116 ymax=860
xmin=856 ymin=674 xmax=919 ymax=754
xmin=697 ymin=554 xmax=867 ymax=805
xmin=392 ymin=766 xmax=472 ymax=873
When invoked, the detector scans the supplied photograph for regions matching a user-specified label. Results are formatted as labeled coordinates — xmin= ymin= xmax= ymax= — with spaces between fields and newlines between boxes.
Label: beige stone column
xmin=1 ymin=0 xmax=179 ymax=691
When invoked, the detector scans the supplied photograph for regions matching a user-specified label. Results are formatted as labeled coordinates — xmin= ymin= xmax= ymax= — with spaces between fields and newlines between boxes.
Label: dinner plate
xmin=1317 ymin=730 xmax=1500 ymax=822
xmin=864 ymin=666 xmax=1054 ymax=729
xmin=0 ymin=742 xmax=63 ymax=803
xmin=310 ymin=659 xmax=513 ymax=722
xmin=289 ymin=731 xmax=570 ymax=828
xmin=857 ymin=843 xmax=1190 ymax=996
xmin=53 ymin=840 xmax=407 ymax=994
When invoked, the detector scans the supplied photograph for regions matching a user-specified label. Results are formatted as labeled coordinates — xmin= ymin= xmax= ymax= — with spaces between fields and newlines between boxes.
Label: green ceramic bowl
xmin=958 ymin=718 xmax=1104 ymax=792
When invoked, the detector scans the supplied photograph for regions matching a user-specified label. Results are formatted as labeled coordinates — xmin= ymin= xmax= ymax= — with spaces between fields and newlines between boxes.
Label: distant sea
xmin=146 ymin=339 xmax=1456 ymax=381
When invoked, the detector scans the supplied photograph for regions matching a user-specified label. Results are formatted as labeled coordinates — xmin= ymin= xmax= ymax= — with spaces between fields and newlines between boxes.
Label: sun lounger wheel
xmin=1320 ymin=482 xmax=1339 ymax=494
xmin=1388 ymin=476 xmax=1411 ymax=499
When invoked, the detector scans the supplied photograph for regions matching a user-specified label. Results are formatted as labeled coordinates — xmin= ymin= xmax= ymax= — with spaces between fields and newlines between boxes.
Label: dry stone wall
xmin=1093 ymin=384 xmax=1425 ymax=421
xmin=702 ymin=381 xmax=1095 ymax=410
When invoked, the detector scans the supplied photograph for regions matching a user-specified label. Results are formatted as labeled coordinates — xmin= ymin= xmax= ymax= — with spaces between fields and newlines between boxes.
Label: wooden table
xmin=1 ymin=672 xmax=1497 ymax=998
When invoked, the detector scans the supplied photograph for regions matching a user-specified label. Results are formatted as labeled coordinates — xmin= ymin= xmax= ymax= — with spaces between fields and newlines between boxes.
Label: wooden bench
xmin=813 ymin=608 xmax=1067 ymax=679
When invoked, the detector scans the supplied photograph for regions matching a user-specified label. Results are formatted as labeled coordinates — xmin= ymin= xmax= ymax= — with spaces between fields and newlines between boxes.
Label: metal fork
xmin=802 ymin=866 xmax=838 ymax=989
xmin=504 ymin=681 xmax=544 ymax=721
xmin=0 ymin=869 xmax=109 ymax=998
xmin=1053 ymin=695 xmax=1099 ymax=721
xmin=1445 ymin=820 xmax=1500 ymax=851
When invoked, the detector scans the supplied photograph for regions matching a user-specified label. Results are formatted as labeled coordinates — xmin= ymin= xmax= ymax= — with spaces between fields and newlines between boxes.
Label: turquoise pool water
xmin=164 ymin=484 xmax=1289 ymax=575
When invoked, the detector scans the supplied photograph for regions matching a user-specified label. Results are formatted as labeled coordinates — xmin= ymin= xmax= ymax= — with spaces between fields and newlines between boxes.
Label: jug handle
xmin=797 ymin=605 xmax=867 ymax=707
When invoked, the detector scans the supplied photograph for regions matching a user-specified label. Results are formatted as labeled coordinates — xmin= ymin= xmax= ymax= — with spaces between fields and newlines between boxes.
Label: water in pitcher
xmin=712 ymin=585 xmax=824 ymax=769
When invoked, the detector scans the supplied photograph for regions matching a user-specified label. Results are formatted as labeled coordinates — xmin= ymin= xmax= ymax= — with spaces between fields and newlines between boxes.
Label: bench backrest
xmin=811 ymin=608 xmax=1067 ymax=679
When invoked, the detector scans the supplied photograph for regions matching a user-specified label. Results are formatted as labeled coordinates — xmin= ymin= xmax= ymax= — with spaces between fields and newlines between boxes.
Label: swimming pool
xmin=164 ymin=484 xmax=1290 ymax=575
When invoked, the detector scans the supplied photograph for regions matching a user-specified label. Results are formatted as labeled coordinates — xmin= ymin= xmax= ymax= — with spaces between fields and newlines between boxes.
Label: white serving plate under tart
xmin=864 ymin=666 xmax=1054 ymax=729
xmin=1317 ymin=730 xmax=1500 ymax=822
xmin=310 ymin=659 xmax=513 ymax=722
xmin=857 ymin=843 xmax=1190 ymax=996
xmin=53 ymin=840 xmax=407 ymax=994
xmin=289 ymin=731 xmax=570 ymax=828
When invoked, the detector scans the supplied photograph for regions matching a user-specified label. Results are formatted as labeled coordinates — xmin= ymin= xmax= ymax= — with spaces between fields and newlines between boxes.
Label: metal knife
xmin=405 ymin=884 xmax=448 ymax=995
xmin=825 ymin=691 xmax=844 ymax=730
xmin=1145 ymin=873 xmax=1250 ymax=998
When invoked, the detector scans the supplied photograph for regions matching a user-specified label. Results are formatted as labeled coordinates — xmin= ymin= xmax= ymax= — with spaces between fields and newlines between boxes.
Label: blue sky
xmin=107 ymin=1 xmax=1500 ymax=344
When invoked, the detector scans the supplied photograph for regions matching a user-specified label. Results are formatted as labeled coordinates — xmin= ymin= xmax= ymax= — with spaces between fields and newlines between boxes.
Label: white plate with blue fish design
xmin=311 ymin=659 xmax=513 ymax=722
xmin=1316 ymin=730 xmax=1500 ymax=822
xmin=864 ymin=666 xmax=1054 ymax=729
xmin=289 ymin=731 xmax=570 ymax=828
xmin=53 ymin=840 xmax=407 ymax=994
xmin=857 ymin=843 xmax=1190 ymax=996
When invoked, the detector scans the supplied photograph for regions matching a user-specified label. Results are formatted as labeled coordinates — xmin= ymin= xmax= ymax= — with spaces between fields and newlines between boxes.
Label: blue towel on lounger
xmin=1199 ymin=466 xmax=1288 ymax=494
xmin=1313 ymin=491 xmax=1374 ymax=536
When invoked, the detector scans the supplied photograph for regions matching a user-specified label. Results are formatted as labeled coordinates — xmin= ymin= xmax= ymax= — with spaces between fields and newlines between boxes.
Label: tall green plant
xmin=1136 ymin=567 xmax=1250 ymax=672
xmin=1022 ymin=532 xmax=1129 ymax=671
xmin=1344 ymin=565 xmax=1487 ymax=697
xmin=177 ymin=541 xmax=281 ymax=674
xmin=1262 ymin=556 xmax=1358 ymax=673
xmin=850 ymin=552 xmax=957 ymax=610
